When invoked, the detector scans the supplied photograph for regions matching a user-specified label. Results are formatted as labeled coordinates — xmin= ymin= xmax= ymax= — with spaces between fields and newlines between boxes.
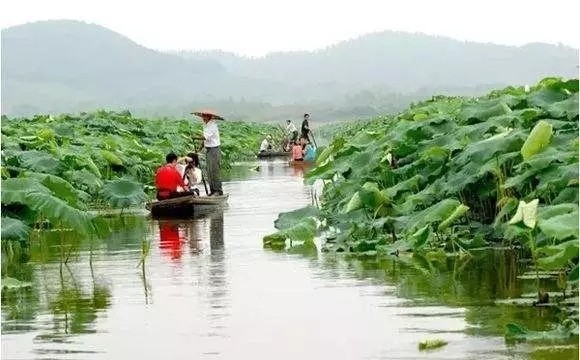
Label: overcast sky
xmin=1 ymin=0 xmax=579 ymax=57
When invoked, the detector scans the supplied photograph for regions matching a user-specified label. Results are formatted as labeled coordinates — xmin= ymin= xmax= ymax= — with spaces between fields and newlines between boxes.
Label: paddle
xmin=201 ymin=172 xmax=210 ymax=196
xmin=309 ymin=130 xmax=318 ymax=148
xmin=192 ymin=138 xmax=210 ymax=196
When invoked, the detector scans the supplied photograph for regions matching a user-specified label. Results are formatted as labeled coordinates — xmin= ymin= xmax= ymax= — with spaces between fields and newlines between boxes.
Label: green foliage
xmin=276 ymin=77 xmax=578 ymax=276
xmin=521 ymin=120 xmax=553 ymax=160
xmin=1 ymin=110 xmax=277 ymax=237
xmin=2 ymin=111 xmax=277 ymax=196
xmin=505 ymin=320 xmax=578 ymax=343
xmin=100 ymin=179 xmax=147 ymax=209
xmin=264 ymin=207 xmax=320 ymax=251
xmin=1 ymin=177 xmax=99 ymax=236
xmin=1 ymin=217 xmax=31 ymax=241
xmin=1 ymin=277 xmax=33 ymax=290
xmin=273 ymin=206 xmax=320 ymax=230
xmin=438 ymin=204 xmax=469 ymax=231
xmin=288 ymin=77 xmax=579 ymax=339
xmin=418 ymin=339 xmax=448 ymax=351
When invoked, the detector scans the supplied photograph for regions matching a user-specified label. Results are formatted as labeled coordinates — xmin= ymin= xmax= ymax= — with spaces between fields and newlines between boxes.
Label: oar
xmin=201 ymin=172 xmax=209 ymax=196
xmin=310 ymin=130 xmax=318 ymax=148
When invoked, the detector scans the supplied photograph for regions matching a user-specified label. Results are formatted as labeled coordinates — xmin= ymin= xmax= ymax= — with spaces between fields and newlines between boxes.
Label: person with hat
xmin=192 ymin=111 xmax=224 ymax=196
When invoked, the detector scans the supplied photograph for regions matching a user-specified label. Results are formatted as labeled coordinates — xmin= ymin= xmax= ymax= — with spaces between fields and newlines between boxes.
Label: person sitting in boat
xmin=259 ymin=135 xmax=273 ymax=153
xmin=183 ymin=152 xmax=202 ymax=196
xmin=303 ymin=139 xmax=316 ymax=162
xmin=292 ymin=139 xmax=304 ymax=162
xmin=155 ymin=152 xmax=193 ymax=200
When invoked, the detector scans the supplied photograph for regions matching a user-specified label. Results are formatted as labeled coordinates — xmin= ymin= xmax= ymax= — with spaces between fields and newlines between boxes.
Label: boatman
xmin=192 ymin=111 xmax=224 ymax=196
xmin=300 ymin=113 xmax=311 ymax=142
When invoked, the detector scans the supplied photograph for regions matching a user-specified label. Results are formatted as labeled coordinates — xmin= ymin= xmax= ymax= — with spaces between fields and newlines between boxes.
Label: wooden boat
xmin=146 ymin=194 xmax=229 ymax=218
xmin=256 ymin=150 xmax=291 ymax=158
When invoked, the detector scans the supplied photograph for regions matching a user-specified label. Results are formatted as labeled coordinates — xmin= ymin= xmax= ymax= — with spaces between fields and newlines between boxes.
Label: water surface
xmin=2 ymin=160 xmax=577 ymax=359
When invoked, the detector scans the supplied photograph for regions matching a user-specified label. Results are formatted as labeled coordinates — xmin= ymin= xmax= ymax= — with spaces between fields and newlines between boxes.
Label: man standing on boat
xmin=192 ymin=111 xmax=224 ymax=196
xmin=301 ymin=113 xmax=311 ymax=142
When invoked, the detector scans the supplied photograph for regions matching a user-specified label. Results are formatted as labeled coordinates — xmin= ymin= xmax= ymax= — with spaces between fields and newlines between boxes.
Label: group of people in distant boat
xmin=259 ymin=113 xmax=317 ymax=162
xmin=154 ymin=111 xmax=316 ymax=202
xmin=286 ymin=113 xmax=316 ymax=161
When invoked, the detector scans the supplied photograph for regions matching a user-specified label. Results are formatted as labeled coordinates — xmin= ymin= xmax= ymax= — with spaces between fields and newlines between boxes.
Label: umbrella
xmin=190 ymin=110 xmax=225 ymax=120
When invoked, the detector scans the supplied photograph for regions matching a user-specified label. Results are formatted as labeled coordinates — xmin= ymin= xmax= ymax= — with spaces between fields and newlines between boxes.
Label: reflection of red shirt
xmin=155 ymin=164 xmax=186 ymax=197
xmin=159 ymin=223 xmax=182 ymax=259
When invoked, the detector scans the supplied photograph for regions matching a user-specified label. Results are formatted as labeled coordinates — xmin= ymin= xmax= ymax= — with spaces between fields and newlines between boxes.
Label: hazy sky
xmin=1 ymin=0 xmax=578 ymax=56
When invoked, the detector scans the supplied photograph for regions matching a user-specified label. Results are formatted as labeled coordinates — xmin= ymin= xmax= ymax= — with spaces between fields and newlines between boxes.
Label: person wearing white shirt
xmin=260 ymin=135 xmax=273 ymax=153
xmin=192 ymin=112 xmax=223 ymax=196
xmin=286 ymin=120 xmax=298 ymax=141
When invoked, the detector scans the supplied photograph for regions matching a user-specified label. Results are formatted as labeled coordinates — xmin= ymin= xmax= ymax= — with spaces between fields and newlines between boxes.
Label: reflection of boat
xmin=146 ymin=194 xmax=229 ymax=218
xmin=256 ymin=150 xmax=291 ymax=158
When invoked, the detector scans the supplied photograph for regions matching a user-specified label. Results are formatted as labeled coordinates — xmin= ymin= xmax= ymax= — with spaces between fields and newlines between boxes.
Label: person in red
xmin=155 ymin=152 xmax=192 ymax=200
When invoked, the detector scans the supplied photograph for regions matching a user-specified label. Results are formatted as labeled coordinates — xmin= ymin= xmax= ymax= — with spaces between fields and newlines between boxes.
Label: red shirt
xmin=155 ymin=164 xmax=186 ymax=197
xmin=292 ymin=144 xmax=303 ymax=160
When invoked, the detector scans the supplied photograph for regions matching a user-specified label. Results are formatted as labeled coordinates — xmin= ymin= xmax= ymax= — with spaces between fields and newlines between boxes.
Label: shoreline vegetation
xmin=1 ymin=76 xmax=578 ymax=349
xmin=1 ymin=111 xmax=281 ymax=241
xmin=264 ymin=77 xmax=579 ymax=343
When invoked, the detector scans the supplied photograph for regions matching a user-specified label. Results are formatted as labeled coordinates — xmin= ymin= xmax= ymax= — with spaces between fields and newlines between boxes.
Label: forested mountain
xmin=2 ymin=20 xmax=577 ymax=121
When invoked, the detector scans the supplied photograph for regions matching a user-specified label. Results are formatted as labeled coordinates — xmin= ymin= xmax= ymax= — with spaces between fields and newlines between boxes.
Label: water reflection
xmin=158 ymin=221 xmax=184 ymax=260
xmin=314 ymin=249 xmax=569 ymax=337
xmin=152 ymin=211 xmax=229 ymax=348
xmin=206 ymin=211 xmax=229 ymax=346
xmin=155 ymin=211 xmax=224 ymax=260
xmin=267 ymin=161 xmax=275 ymax=176
xmin=209 ymin=211 xmax=224 ymax=252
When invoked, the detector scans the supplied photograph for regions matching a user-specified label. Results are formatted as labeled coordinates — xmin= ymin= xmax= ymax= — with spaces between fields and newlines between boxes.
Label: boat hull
xmin=146 ymin=194 xmax=229 ymax=218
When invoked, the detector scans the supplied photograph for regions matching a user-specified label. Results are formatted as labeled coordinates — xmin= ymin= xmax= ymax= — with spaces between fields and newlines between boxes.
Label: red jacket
xmin=155 ymin=164 xmax=186 ymax=197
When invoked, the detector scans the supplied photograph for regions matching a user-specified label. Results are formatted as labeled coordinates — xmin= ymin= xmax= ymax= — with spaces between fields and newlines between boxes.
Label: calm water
xmin=1 ymin=160 xmax=578 ymax=360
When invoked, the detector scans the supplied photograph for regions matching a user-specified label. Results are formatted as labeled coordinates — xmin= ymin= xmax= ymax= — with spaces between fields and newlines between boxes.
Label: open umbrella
xmin=190 ymin=110 xmax=225 ymax=120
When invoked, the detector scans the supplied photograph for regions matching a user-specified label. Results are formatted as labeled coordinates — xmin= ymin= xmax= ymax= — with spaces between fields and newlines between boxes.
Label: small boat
xmin=256 ymin=150 xmax=291 ymax=158
xmin=146 ymin=194 xmax=229 ymax=218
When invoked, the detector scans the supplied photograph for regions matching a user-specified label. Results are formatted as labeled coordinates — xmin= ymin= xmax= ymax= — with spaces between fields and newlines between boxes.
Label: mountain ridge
xmin=2 ymin=20 xmax=578 ymax=121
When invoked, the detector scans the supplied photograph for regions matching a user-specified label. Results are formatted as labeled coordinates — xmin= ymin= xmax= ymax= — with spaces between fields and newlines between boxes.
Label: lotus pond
xmin=1 ymin=160 xmax=578 ymax=359
xmin=2 ymin=78 xmax=579 ymax=359
xmin=265 ymin=78 xmax=579 ymax=348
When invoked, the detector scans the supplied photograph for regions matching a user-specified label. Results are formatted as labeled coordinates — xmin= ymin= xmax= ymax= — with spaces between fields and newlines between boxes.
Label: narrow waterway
xmin=1 ymin=159 xmax=577 ymax=360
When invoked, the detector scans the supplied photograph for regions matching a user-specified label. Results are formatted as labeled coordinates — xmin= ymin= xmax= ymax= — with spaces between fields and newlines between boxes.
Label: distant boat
xmin=256 ymin=150 xmax=291 ymax=158
xmin=146 ymin=194 xmax=229 ymax=218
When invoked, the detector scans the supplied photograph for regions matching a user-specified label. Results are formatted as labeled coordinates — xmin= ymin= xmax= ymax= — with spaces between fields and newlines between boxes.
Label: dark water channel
xmin=1 ymin=159 xmax=578 ymax=359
